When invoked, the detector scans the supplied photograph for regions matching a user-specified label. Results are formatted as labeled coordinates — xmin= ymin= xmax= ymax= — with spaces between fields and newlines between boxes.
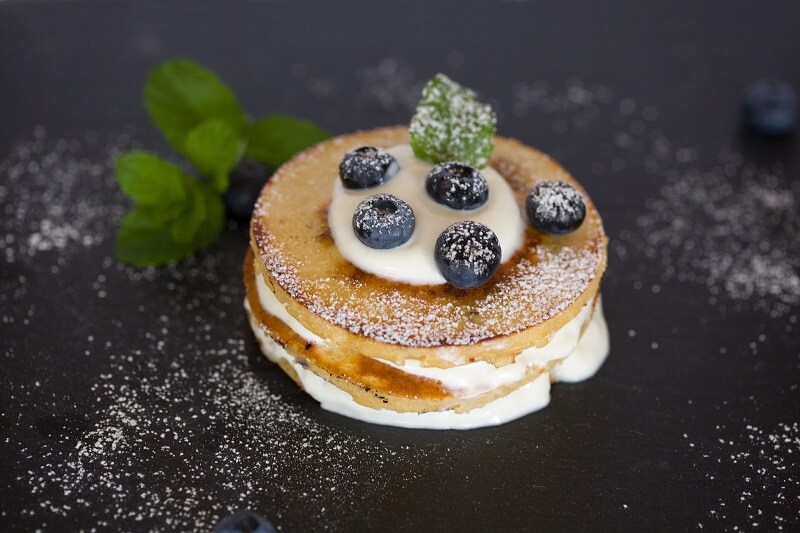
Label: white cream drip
xmin=328 ymin=144 xmax=525 ymax=285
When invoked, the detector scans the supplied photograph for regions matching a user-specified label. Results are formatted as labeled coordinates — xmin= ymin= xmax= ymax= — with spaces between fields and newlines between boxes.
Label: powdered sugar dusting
xmin=687 ymin=421 xmax=800 ymax=530
xmin=357 ymin=58 xmax=425 ymax=113
xmin=256 ymin=226 xmax=601 ymax=347
xmin=0 ymin=127 xmax=131 ymax=266
xmin=629 ymin=154 xmax=800 ymax=317
xmin=14 ymin=339 xmax=423 ymax=531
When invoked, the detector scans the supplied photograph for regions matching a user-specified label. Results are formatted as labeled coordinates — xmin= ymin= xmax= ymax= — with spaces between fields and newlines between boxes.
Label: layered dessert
xmin=244 ymin=75 xmax=609 ymax=429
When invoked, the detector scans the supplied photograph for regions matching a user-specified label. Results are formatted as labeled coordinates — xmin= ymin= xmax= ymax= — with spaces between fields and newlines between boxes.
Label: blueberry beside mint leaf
xmin=434 ymin=220 xmax=501 ymax=289
xmin=425 ymin=162 xmax=489 ymax=210
xmin=339 ymin=146 xmax=399 ymax=189
xmin=525 ymin=181 xmax=586 ymax=235
xmin=743 ymin=79 xmax=797 ymax=137
xmin=213 ymin=510 xmax=276 ymax=533
xmin=352 ymin=193 xmax=415 ymax=249
xmin=224 ymin=159 xmax=271 ymax=221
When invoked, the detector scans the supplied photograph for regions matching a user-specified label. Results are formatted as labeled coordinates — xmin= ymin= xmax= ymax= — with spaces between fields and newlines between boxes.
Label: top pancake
xmin=250 ymin=127 xmax=607 ymax=366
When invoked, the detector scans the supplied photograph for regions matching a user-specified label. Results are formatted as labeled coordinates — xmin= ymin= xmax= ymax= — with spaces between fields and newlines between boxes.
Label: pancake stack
xmin=244 ymin=126 xmax=609 ymax=429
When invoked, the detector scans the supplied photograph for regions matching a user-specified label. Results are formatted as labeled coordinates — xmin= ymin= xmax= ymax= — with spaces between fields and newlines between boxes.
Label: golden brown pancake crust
xmin=250 ymin=127 xmax=606 ymax=367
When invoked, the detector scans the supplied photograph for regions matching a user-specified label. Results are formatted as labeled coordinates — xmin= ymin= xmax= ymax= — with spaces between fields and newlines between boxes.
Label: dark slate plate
xmin=1 ymin=1 xmax=798 ymax=531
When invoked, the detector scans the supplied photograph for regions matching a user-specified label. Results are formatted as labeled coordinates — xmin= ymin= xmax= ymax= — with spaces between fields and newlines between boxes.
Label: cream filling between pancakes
xmin=246 ymin=297 xmax=609 ymax=430
xmin=253 ymin=267 xmax=609 ymax=401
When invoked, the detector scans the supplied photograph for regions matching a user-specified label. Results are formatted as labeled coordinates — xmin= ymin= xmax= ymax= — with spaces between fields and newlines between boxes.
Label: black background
xmin=2 ymin=1 xmax=799 ymax=531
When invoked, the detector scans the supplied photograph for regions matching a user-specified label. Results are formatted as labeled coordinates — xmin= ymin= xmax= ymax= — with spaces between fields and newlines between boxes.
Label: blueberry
xmin=434 ymin=221 xmax=501 ymax=289
xmin=339 ymin=146 xmax=399 ymax=189
xmin=525 ymin=181 xmax=586 ymax=235
xmin=743 ymin=79 xmax=797 ymax=137
xmin=225 ymin=159 xmax=271 ymax=221
xmin=352 ymin=194 xmax=415 ymax=249
xmin=425 ymin=162 xmax=489 ymax=210
xmin=213 ymin=510 xmax=276 ymax=533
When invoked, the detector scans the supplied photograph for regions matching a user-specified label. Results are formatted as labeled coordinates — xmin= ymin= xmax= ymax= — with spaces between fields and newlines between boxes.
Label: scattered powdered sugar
xmin=686 ymin=421 xmax=800 ymax=530
xmin=0 ymin=127 xmax=132 ymax=266
xmin=357 ymin=58 xmax=425 ymax=113
xmin=14 ymin=338 xmax=423 ymax=531
xmin=628 ymin=153 xmax=800 ymax=317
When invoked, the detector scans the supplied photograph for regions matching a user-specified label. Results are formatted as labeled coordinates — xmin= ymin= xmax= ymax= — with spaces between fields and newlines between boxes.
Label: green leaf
xmin=409 ymin=73 xmax=496 ymax=168
xmin=116 ymin=150 xmax=188 ymax=206
xmin=184 ymin=119 xmax=242 ymax=192
xmin=144 ymin=59 xmax=247 ymax=153
xmin=193 ymin=187 xmax=226 ymax=249
xmin=169 ymin=186 xmax=207 ymax=243
xmin=114 ymin=207 xmax=195 ymax=267
xmin=114 ymin=154 xmax=226 ymax=267
xmin=246 ymin=114 xmax=330 ymax=168
xmin=169 ymin=182 xmax=224 ymax=246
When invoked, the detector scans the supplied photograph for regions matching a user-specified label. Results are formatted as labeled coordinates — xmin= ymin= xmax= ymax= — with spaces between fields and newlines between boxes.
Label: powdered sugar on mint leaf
xmin=409 ymin=74 xmax=496 ymax=168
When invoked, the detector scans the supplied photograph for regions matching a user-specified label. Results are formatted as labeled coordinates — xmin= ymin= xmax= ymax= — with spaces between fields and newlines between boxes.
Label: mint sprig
xmin=144 ymin=59 xmax=247 ymax=153
xmin=115 ymin=58 xmax=331 ymax=267
xmin=409 ymin=73 xmax=496 ymax=168
xmin=183 ymin=119 xmax=242 ymax=193
xmin=246 ymin=114 xmax=330 ymax=168
xmin=115 ymin=151 xmax=225 ymax=267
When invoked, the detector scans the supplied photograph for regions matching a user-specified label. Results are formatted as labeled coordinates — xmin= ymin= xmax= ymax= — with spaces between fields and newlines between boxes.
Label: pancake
xmin=246 ymin=127 xmax=609 ymax=429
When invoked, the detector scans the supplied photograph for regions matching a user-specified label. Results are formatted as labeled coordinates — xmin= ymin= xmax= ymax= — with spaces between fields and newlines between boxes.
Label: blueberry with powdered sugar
xmin=339 ymin=146 xmax=399 ymax=189
xmin=434 ymin=220 xmax=501 ymax=288
xmin=353 ymin=193 xmax=415 ymax=249
xmin=525 ymin=181 xmax=586 ymax=235
xmin=425 ymin=162 xmax=489 ymax=210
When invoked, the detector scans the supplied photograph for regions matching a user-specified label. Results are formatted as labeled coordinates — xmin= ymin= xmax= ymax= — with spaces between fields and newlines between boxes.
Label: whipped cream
xmin=328 ymin=145 xmax=524 ymax=284
xmin=249 ymin=270 xmax=610 ymax=430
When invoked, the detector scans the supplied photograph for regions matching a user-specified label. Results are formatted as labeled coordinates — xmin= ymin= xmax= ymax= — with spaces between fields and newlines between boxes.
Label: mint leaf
xmin=169 ymin=182 xmax=224 ymax=246
xmin=246 ymin=114 xmax=330 ymax=168
xmin=116 ymin=150 xmax=188 ymax=206
xmin=114 ymin=151 xmax=226 ymax=267
xmin=144 ymin=59 xmax=247 ymax=153
xmin=184 ymin=119 xmax=242 ymax=193
xmin=193 ymin=186 xmax=225 ymax=249
xmin=409 ymin=73 xmax=496 ymax=168
xmin=115 ymin=207 xmax=195 ymax=267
